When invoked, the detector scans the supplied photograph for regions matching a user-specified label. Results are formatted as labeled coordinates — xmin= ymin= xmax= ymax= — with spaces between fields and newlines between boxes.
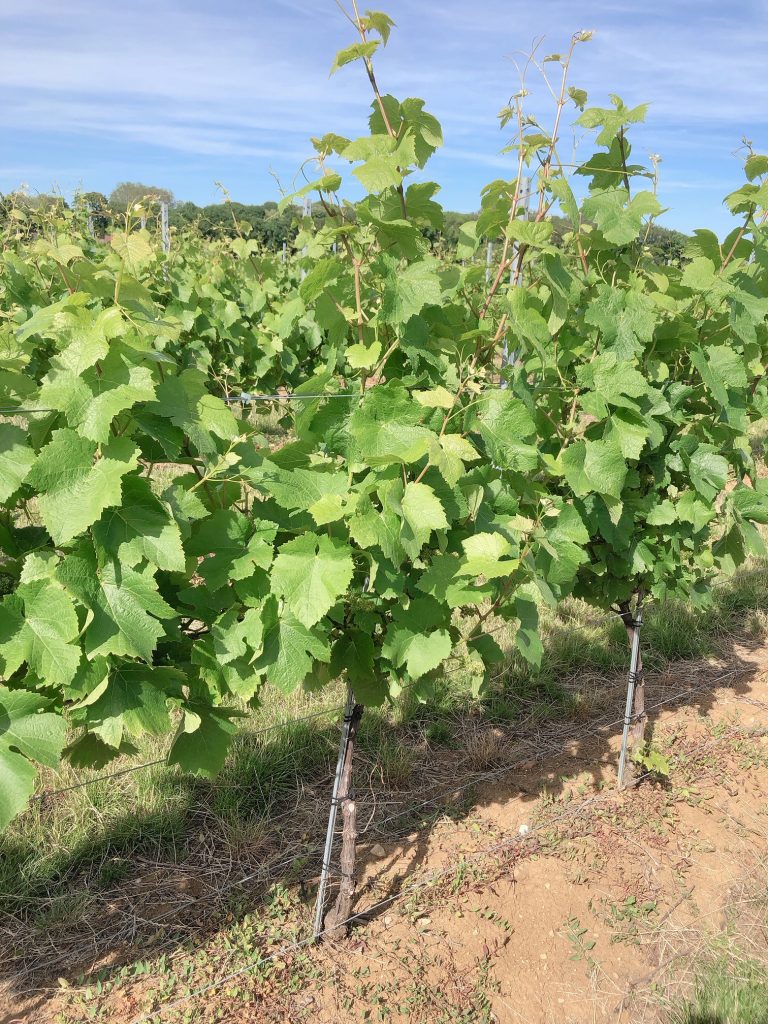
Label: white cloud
xmin=0 ymin=0 xmax=764 ymax=228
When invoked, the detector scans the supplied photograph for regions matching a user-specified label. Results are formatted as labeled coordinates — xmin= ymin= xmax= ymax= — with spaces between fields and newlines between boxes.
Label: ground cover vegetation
xmin=0 ymin=4 xmax=767 ymax=857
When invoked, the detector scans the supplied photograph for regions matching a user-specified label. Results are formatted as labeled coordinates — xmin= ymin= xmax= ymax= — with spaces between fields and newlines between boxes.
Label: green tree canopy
xmin=109 ymin=182 xmax=174 ymax=210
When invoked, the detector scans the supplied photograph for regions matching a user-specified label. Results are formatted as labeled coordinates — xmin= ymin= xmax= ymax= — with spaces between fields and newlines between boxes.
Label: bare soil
xmin=3 ymin=641 xmax=768 ymax=1024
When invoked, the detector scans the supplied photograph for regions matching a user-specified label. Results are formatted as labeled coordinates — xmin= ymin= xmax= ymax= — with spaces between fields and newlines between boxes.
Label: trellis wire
xmin=30 ymin=704 xmax=345 ymax=805
xmin=127 ymin=697 xmax=755 ymax=1024
xmin=26 ymin=576 xmax=763 ymax=813
xmin=1 ymin=385 xmax=513 ymax=415
xmin=222 ymin=665 xmax=742 ymax=899
xmin=129 ymin=667 xmax=716 ymax=940
xmin=19 ymin=668 xmax=749 ymax=994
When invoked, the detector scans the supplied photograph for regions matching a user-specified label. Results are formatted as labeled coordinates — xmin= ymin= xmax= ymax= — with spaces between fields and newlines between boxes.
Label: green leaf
xmin=149 ymin=370 xmax=237 ymax=456
xmin=745 ymin=154 xmax=768 ymax=181
xmin=349 ymin=488 xmax=406 ymax=566
xmin=505 ymin=219 xmax=554 ymax=249
xmin=681 ymin=256 xmax=718 ymax=293
xmin=607 ymin=410 xmax=650 ymax=460
xmin=731 ymin=484 xmax=768 ymax=524
xmin=92 ymin=476 xmax=185 ymax=571
xmin=255 ymin=466 xmax=348 ymax=513
xmin=688 ymin=446 xmax=729 ymax=501
xmin=346 ymin=340 xmax=382 ymax=369
xmin=691 ymin=345 xmax=747 ymax=408
xmin=188 ymin=512 xmax=276 ymax=591
xmin=562 ymin=439 xmax=627 ymax=499
xmin=584 ymin=439 xmax=627 ymax=499
xmin=457 ymin=220 xmax=479 ymax=259
xmin=27 ymin=430 xmax=139 ymax=545
xmin=330 ymin=631 xmax=386 ymax=705
xmin=0 ymin=579 xmax=80 ymax=685
xmin=330 ymin=40 xmax=379 ymax=74
xmin=515 ymin=594 xmax=542 ymax=666
xmin=350 ymin=381 xmax=434 ymax=466
xmin=169 ymin=705 xmax=244 ymax=777
xmin=380 ymin=260 xmax=442 ymax=324
xmin=85 ymin=664 xmax=180 ymax=748
xmin=278 ymin=174 xmax=343 ymax=213
xmin=577 ymin=351 xmax=648 ymax=407
xmin=582 ymin=189 xmax=660 ymax=245
xmin=0 ymin=687 xmax=67 ymax=829
xmin=417 ymin=553 xmax=492 ymax=607
xmin=400 ymin=481 xmax=448 ymax=560
xmin=0 ymin=424 xmax=35 ymax=502
xmin=253 ymin=602 xmax=330 ymax=693
xmin=458 ymin=532 xmax=517 ymax=579
xmin=361 ymin=10 xmax=395 ymax=43
xmin=414 ymin=386 xmax=455 ymax=409
xmin=271 ymin=535 xmax=354 ymax=627
xmin=40 ymin=345 xmax=156 ymax=444
xmin=352 ymin=154 xmax=403 ymax=193
xmin=110 ymin=230 xmax=154 ymax=267
xmin=583 ymin=284 xmax=656 ymax=358
xmin=57 ymin=546 xmax=174 ymax=662
xmin=472 ymin=391 xmax=538 ymax=472
xmin=383 ymin=623 xmax=452 ymax=680
xmin=308 ymin=493 xmax=347 ymax=526
xmin=404 ymin=628 xmax=452 ymax=679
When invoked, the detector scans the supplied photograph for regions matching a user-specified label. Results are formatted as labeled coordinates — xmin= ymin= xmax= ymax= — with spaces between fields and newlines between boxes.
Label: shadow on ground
xmin=1 ymin=569 xmax=766 ymax=1022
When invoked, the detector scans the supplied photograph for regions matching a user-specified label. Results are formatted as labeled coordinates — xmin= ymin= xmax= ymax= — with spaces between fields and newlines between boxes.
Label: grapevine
xmin=0 ymin=7 xmax=766 ymax=840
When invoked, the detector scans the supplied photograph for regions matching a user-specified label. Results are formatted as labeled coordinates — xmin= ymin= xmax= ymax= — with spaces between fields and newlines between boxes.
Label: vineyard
xmin=2 ymin=7 xmax=768 ymax=1023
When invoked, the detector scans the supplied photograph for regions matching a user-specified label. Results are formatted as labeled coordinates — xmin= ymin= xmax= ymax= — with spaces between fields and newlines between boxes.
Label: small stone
xmin=371 ymin=844 xmax=386 ymax=858
xmin=518 ymin=823 xmax=531 ymax=836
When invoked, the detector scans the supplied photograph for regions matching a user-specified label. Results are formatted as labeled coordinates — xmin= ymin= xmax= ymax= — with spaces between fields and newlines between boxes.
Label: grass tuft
xmin=669 ymin=957 xmax=768 ymax=1024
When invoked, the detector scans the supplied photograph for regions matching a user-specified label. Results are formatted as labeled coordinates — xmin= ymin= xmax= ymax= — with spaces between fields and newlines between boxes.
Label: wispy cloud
xmin=0 ymin=0 xmax=764 ymax=231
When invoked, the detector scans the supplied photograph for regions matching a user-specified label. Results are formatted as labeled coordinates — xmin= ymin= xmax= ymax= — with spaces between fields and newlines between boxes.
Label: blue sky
xmin=1 ymin=0 xmax=765 ymax=234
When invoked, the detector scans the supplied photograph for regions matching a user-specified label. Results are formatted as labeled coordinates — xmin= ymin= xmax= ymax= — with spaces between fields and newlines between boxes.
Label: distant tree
xmin=643 ymin=224 xmax=688 ymax=265
xmin=168 ymin=200 xmax=301 ymax=250
xmin=109 ymin=182 xmax=174 ymax=211
xmin=80 ymin=191 xmax=111 ymax=235
xmin=12 ymin=192 xmax=69 ymax=213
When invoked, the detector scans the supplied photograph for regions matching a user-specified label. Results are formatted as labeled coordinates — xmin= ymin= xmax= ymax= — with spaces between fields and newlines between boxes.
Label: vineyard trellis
xmin=1 ymin=0 xmax=767 ymax=994
xmin=107 ymin=670 xmax=763 ymax=1023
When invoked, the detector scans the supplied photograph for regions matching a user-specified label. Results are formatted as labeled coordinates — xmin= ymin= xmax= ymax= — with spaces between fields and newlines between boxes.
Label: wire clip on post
xmin=617 ymin=597 xmax=644 ymax=790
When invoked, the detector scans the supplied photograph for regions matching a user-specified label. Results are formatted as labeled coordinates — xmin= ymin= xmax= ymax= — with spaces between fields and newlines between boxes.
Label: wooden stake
xmin=323 ymin=702 xmax=364 ymax=940
xmin=617 ymin=594 xmax=646 ymax=788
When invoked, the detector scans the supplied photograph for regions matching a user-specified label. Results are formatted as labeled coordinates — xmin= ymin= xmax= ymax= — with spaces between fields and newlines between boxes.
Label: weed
xmin=565 ymin=915 xmax=598 ymax=966
xmin=668 ymin=957 xmax=768 ymax=1024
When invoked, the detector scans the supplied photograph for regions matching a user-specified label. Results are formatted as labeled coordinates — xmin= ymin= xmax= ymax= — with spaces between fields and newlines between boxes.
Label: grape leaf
xmin=271 ymin=534 xmax=354 ymax=627
xmin=0 ymin=579 xmax=80 ymax=685
xmin=253 ymin=602 xmax=331 ymax=693
xmin=0 ymin=687 xmax=67 ymax=829
xmin=27 ymin=430 xmax=139 ymax=545
xmin=0 ymin=424 xmax=35 ymax=503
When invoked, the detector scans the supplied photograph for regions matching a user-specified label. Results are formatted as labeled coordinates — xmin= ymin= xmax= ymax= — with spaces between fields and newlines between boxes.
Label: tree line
xmin=0 ymin=180 xmax=689 ymax=263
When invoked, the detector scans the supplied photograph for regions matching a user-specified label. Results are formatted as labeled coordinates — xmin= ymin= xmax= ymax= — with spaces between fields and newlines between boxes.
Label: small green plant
xmin=565 ymin=915 xmax=597 ymax=963
xmin=633 ymin=741 xmax=671 ymax=780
